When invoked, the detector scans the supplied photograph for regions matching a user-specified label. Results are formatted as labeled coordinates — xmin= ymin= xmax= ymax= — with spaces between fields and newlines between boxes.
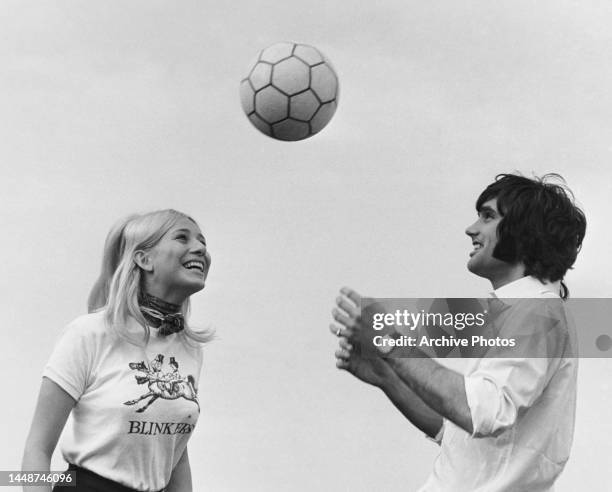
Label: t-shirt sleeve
xmin=43 ymin=320 xmax=95 ymax=401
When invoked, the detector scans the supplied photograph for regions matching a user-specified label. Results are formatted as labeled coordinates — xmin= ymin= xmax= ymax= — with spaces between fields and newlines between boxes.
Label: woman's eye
xmin=176 ymin=234 xmax=187 ymax=241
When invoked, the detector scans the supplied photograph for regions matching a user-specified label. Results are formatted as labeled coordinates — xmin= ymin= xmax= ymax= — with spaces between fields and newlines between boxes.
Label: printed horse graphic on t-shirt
xmin=123 ymin=355 xmax=200 ymax=413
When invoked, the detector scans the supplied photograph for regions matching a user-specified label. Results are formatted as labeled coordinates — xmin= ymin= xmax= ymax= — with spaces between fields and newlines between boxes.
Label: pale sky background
xmin=2 ymin=1 xmax=612 ymax=490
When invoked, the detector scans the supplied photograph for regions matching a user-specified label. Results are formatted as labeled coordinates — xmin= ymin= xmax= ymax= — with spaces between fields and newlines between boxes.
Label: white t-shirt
xmin=43 ymin=310 xmax=204 ymax=492
xmin=419 ymin=276 xmax=577 ymax=491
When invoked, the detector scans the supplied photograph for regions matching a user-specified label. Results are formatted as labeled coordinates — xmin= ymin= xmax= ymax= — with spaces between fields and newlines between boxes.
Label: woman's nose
xmin=190 ymin=239 xmax=206 ymax=255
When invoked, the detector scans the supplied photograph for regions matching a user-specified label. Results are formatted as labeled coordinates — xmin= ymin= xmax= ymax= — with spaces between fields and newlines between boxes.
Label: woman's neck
xmin=139 ymin=292 xmax=181 ymax=314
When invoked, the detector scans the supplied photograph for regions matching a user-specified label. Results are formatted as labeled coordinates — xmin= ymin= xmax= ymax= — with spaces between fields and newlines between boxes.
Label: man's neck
xmin=490 ymin=264 xmax=526 ymax=290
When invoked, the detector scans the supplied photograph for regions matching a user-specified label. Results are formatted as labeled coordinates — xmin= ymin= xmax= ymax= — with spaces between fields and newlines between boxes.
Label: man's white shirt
xmin=419 ymin=276 xmax=577 ymax=492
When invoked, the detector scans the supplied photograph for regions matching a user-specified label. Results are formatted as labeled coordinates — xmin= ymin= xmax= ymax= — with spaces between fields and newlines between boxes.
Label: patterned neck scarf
xmin=139 ymin=293 xmax=184 ymax=336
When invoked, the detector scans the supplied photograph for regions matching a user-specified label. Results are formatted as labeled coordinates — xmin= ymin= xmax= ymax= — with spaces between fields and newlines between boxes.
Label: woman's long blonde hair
xmin=87 ymin=209 xmax=214 ymax=345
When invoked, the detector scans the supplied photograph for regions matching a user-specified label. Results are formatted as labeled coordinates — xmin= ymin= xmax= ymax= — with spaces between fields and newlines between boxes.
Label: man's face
xmin=465 ymin=198 xmax=510 ymax=281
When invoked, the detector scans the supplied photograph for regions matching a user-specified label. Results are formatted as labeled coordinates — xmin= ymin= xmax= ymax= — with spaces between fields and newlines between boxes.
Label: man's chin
xmin=467 ymin=258 xmax=487 ymax=278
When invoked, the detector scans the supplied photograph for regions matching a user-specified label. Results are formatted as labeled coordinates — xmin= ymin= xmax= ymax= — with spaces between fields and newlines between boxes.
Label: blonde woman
xmin=23 ymin=209 xmax=213 ymax=492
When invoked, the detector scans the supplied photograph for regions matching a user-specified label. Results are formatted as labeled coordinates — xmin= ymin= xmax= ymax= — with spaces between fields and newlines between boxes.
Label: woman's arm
xmin=22 ymin=377 xmax=76 ymax=492
xmin=166 ymin=447 xmax=192 ymax=492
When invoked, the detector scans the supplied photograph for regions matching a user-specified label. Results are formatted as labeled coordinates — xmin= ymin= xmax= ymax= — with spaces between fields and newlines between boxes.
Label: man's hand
xmin=330 ymin=287 xmax=392 ymax=387
xmin=329 ymin=287 xmax=446 ymax=437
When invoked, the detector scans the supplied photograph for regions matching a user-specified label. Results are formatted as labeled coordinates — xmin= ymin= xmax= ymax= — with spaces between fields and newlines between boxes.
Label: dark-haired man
xmin=331 ymin=174 xmax=586 ymax=491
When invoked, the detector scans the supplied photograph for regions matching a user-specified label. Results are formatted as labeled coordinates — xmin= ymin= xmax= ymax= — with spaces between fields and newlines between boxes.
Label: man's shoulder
xmin=507 ymin=297 xmax=567 ymax=320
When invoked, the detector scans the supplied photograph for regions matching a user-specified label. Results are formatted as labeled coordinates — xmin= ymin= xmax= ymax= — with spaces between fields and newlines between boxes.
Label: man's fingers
xmin=332 ymin=289 xmax=362 ymax=376
xmin=335 ymin=296 xmax=359 ymax=318
xmin=336 ymin=359 xmax=349 ymax=370
xmin=329 ymin=323 xmax=352 ymax=338
xmin=332 ymin=308 xmax=353 ymax=328
xmin=338 ymin=338 xmax=352 ymax=351
xmin=329 ymin=323 xmax=341 ymax=337
xmin=340 ymin=287 xmax=361 ymax=306
xmin=335 ymin=348 xmax=350 ymax=360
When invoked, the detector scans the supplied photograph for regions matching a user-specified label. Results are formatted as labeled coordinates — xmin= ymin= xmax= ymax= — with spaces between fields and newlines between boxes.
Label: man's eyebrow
xmin=478 ymin=205 xmax=498 ymax=216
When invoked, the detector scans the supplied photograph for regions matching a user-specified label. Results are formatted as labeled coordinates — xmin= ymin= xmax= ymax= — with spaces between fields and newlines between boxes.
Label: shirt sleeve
xmin=42 ymin=319 xmax=95 ymax=401
xmin=464 ymin=299 xmax=569 ymax=438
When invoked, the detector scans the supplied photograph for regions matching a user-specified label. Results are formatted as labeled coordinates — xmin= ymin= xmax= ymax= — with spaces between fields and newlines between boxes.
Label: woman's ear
xmin=134 ymin=250 xmax=154 ymax=272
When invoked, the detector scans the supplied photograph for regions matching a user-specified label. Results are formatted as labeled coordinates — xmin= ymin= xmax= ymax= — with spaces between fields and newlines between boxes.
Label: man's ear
xmin=134 ymin=250 xmax=154 ymax=272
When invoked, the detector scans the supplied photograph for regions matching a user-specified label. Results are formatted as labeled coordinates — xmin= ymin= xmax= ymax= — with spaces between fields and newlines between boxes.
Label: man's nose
xmin=465 ymin=220 xmax=478 ymax=238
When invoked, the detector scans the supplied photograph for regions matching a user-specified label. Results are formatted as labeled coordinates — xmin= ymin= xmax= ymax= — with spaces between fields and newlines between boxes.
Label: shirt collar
xmin=490 ymin=275 xmax=561 ymax=303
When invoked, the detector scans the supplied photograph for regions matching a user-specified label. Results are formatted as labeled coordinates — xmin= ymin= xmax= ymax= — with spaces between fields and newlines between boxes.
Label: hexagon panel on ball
xmin=240 ymin=41 xmax=339 ymax=141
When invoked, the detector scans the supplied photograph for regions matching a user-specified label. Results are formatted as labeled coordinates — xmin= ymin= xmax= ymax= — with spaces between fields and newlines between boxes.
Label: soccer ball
xmin=239 ymin=42 xmax=339 ymax=141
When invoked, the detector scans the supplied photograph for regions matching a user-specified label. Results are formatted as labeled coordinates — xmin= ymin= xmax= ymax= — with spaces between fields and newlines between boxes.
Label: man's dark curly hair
xmin=476 ymin=173 xmax=586 ymax=299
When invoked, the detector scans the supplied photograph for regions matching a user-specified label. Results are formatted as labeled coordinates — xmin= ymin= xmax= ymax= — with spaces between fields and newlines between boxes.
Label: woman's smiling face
xmin=142 ymin=217 xmax=211 ymax=304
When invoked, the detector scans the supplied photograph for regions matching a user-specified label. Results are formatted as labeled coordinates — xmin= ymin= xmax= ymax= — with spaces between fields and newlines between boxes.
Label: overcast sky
xmin=2 ymin=1 xmax=611 ymax=490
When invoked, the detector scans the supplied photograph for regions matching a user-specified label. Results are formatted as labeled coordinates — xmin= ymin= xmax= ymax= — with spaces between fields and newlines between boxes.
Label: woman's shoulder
xmin=67 ymin=309 xmax=105 ymax=327
xmin=62 ymin=309 xmax=110 ymax=340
